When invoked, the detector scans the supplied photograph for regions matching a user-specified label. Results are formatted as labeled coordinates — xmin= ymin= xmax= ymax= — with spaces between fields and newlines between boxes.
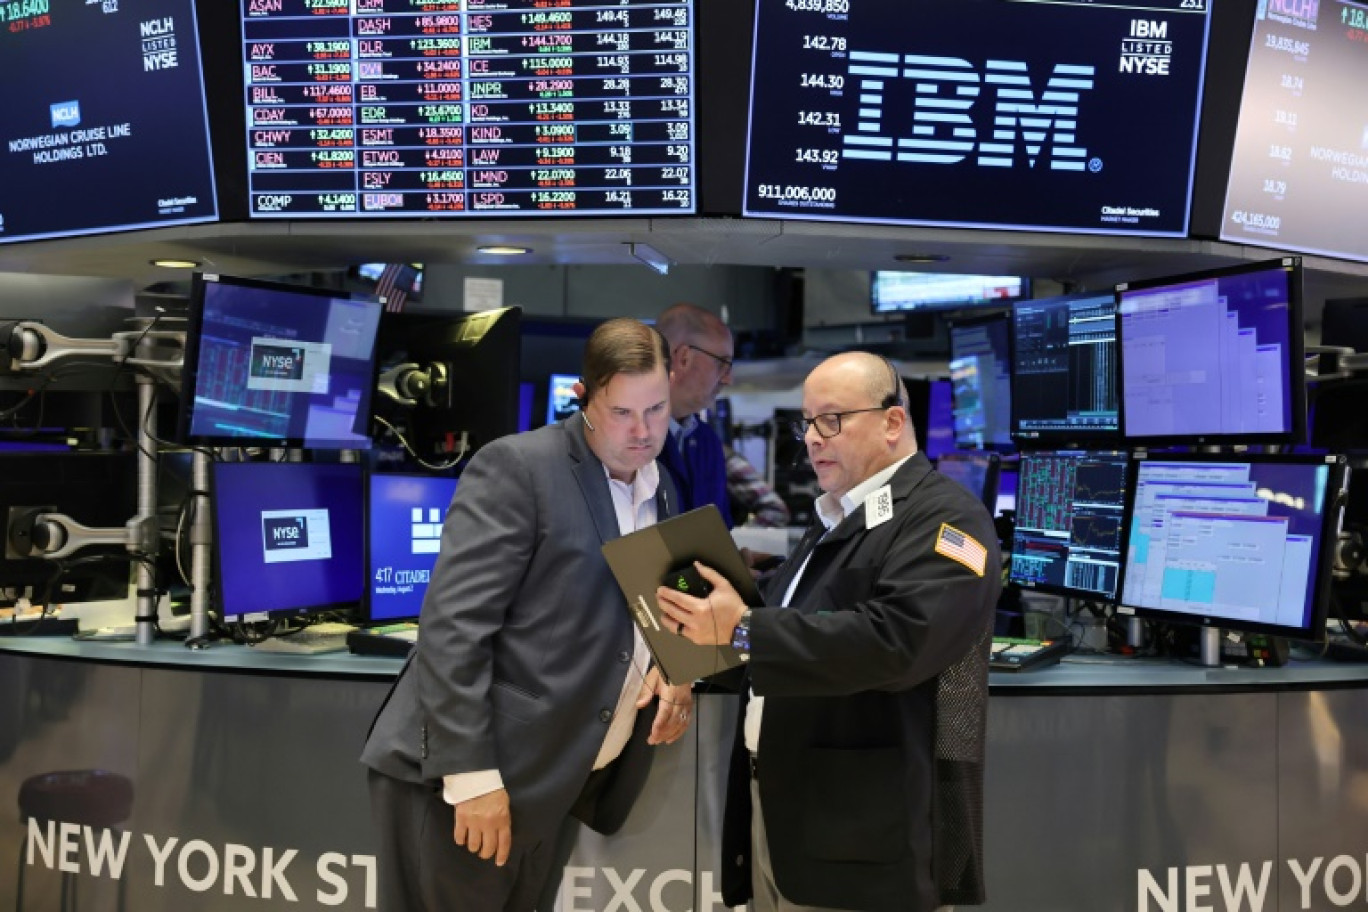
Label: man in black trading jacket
xmin=657 ymin=350 xmax=1000 ymax=912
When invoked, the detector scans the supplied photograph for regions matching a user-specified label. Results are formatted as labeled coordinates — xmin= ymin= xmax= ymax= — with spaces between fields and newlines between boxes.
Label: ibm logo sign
xmin=842 ymin=53 xmax=1096 ymax=171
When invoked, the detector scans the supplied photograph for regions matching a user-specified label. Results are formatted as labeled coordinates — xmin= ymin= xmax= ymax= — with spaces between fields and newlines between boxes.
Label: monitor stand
xmin=1199 ymin=627 xmax=1223 ymax=667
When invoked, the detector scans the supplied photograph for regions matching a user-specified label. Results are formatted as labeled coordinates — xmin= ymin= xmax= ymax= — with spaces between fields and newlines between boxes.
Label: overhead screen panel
xmin=0 ymin=0 xmax=217 ymax=244
xmin=241 ymin=0 xmax=697 ymax=218
xmin=742 ymin=0 xmax=1212 ymax=235
xmin=1219 ymin=0 xmax=1368 ymax=262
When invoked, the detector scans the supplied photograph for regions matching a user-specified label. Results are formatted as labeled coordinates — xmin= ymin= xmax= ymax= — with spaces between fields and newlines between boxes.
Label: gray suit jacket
xmin=361 ymin=413 xmax=678 ymax=839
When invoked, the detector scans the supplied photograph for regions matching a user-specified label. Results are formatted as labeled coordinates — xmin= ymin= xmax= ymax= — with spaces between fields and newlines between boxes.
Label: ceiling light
xmin=477 ymin=245 xmax=531 ymax=256
xmin=149 ymin=258 xmax=201 ymax=269
xmin=893 ymin=253 xmax=950 ymax=264
xmin=627 ymin=242 xmax=671 ymax=276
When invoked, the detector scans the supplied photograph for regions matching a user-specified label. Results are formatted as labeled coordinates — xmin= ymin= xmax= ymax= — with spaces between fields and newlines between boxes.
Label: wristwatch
xmin=731 ymin=609 xmax=753 ymax=661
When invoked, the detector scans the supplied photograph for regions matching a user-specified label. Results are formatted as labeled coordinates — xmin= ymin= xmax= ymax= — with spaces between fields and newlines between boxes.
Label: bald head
xmin=800 ymin=352 xmax=917 ymax=498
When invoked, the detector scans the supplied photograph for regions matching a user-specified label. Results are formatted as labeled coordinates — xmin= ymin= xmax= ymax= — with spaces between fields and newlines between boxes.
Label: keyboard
xmin=252 ymin=622 xmax=357 ymax=655
xmin=347 ymin=623 xmax=419 ymax=658
xmin=990 ymin=636 xmax=1071 ymax=672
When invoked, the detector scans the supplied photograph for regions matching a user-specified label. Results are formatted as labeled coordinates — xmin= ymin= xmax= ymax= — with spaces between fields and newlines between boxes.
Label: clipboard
xmin=601 ymin=505 xmax=762 ymax=685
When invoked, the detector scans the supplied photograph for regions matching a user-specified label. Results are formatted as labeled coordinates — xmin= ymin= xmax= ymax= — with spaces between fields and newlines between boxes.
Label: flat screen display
xmin=1116 ymin=257 xmax=1305 ymax=445
xmin=1118 ymin=454 xmax=1347 ymax=641
xmin=365 ymin=472 xmax=458 ymax=623
xmin=950 ymin=315 xmax=1012 ymax=449
xmin=1011 ymin=293 xmax=1119 ymax=441
xmin=935 ymin=450 xmax=1001 ymax=512
xmin=241 ymin=0 xmax=697 ymax=217
xmin=1009 ymin=450 xmax=1130 ymax=600
xmin=212 ymin=461 xmax=365 ymax=622
xmin=872 ymin=272 xmax=1027 ymax=313
xmin=547 ymin=373 xmax=581 ymax=426
xmin=0 ymin=0 xmax=217 ymax=244
xmin=742 ymin=0 xmax=1212 ymax=236
xmin=179 ymin=273 xmax=384 ymax=450
xmin=925 ymin=379 xmax=954 ymax=461
xmin=1219 ymin=0 xmax=1368 ymax=262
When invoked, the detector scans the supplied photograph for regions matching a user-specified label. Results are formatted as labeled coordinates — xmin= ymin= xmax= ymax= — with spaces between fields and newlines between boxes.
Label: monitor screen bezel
xmin=177 ymin=272 xmax=383 ymax=450
xmin=1114 ymin=256 xmax=1307 ymax=447
xmin=934 ymin=450 xmax=1002 ymax=513
xmin=1115 ymin=451 xmax=1348 ymax=642
xmin=948 ymin=311 xmax=1016 ymax=453
xmin=360 ymin=470 xmax=458 ymax=624
xmin=1006 ymin=448 xmax=1132 ymax=602
xmin=209 ymin=460 xmax=366 ymax=623
xmin=1009 ymin=291 xmax=1121 ymax=446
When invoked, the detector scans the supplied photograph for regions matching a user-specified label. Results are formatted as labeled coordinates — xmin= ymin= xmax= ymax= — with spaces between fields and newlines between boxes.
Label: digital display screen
xmin=950 ymin=316 xmax=1012 ymax=449
xmin=871 ymin=271 xmax=1026 ymax=313
xmin=0 ymin=0 xmax=217 ymax=244
xmin=366 ymin=473 xmax=458 ymax=622
xmin=1011 ymin=293 xmax=1119 ymax=440
xmin=935 ymin=450 xmax=1000 ymax=511
xmin=180 ymin=274 xmax=383 ymax=449
xmin=212 ymin=462 xmax=365 ymax=621
xmin=1219 ymin=0 xmax=1368 ymax=262
xmin=242 ymin=0 xmax=696 ymax=218
xmin=1117 ymin=258 xmax=1303 ymax=444
xmin=547 ymin=372 xmax=581 ymax=425
xmin=742 ymin=0 xmax=1212 ymax=235
xmin=1119 ymin=456 xmax=1344 ymax=638
xmin=1009 ymin=450 xmax=1129 ymax=600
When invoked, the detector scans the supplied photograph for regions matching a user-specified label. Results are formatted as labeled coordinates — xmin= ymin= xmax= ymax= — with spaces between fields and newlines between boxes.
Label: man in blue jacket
xmin=655 ymin=302 xmax=735 ymax=527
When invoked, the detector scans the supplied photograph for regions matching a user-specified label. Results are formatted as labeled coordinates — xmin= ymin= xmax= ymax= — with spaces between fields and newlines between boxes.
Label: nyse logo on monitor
xmin=261 ymin=509 xmax=333 ymax=564
xmin=247 ymin=338 xmax=332 ymax=395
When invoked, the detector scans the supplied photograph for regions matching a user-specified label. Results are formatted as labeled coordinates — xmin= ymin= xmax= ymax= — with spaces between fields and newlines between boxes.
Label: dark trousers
xmin=367 ymin=770 xmax=554 ymax=912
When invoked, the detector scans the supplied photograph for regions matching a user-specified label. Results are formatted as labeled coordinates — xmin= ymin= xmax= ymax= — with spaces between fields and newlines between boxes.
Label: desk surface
xmin=3 ymin=635 xmax=1368 ymax=692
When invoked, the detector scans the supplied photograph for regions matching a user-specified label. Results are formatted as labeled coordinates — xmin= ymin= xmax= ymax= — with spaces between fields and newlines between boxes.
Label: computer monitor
xmin=949 ymin=314 xmax=1013 ymax=450
xmin=178 ymin=273 xmax=384 ymax=449
xmin=211 ymin=461 xmax=365 ymax=623
xmin=0 ymin=452 xmax=138 ymax=607
xmin=1011 ymin=293 xmax=1119 ymax=442
xmin=935 ymin=451 xmax=1001 ymax=513
xmin=871 ymin=272 xmax=1029 ymax=314
xmin=374 ymin=307 xmax=523 ymax=462
xmin=1009 ymin=450 xmax=1130 ymax=601
xmin=925 ymin=379 xmax=954 ymax=461
xmin=1116 ymin=257 xmax=1307 ymax=445
xmin=363 ymin=472 xmax=459 ymax=623
xmin=1117 ymin=454 xmax=1347 ymax=642
xmin=547 ymin=373 xmax=581 ymax=426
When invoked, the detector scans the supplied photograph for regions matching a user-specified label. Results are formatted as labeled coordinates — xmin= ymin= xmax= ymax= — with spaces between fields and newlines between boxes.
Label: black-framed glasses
xmin=686 ymin=343 xmax=733 ymax=373
xmin=790 ymin=407 xmax=890 ymax=440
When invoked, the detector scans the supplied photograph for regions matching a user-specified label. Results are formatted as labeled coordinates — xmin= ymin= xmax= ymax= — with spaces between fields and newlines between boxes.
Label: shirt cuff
xmin=442 ymin=769 xmax=505 ymax=807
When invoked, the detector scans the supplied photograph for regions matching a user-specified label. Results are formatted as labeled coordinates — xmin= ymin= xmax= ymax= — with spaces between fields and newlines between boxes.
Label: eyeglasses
xmin=686 ymin=343 xmax=733 ymax=373
xmin=790 ymin=407 xmax=890 ymax=440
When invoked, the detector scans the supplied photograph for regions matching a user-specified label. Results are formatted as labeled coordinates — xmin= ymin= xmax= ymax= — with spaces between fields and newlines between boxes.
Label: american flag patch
xmin=934 ymin=523 xmax=987 ymax=577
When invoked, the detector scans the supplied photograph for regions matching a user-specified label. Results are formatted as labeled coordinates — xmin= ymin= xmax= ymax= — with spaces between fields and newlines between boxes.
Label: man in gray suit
xmin=362 ymin=318 xmax=694 ymax=912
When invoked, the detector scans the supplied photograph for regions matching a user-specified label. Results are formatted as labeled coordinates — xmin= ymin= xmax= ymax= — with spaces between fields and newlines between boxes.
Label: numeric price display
xmin=243 ymin=0 xmax=695 ymax=217
xmin=742 ymin=0 xmax=1213 ymax=236
xmin=1220 ymin=0 xmax=1368 ymax=263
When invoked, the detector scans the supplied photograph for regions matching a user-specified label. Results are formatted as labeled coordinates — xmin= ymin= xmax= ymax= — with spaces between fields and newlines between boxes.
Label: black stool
xmin=16 ymin=770 xmax=133 ymax=911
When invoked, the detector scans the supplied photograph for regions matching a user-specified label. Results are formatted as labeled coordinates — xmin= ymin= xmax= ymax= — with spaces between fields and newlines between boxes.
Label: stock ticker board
xmin=243 ymin=0 xmax=696 ymax=217
xmin=742 ymin=0 xmax=1213 ymax=236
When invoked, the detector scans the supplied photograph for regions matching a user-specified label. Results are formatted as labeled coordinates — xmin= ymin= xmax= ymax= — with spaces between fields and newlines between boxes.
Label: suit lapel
xmin=564 ymin=413 xmax=621 ymax=544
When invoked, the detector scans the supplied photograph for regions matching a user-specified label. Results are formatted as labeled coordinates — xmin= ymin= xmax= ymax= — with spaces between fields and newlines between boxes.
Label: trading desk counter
xmin=2 ymin=637 xmax=1366 ymax=911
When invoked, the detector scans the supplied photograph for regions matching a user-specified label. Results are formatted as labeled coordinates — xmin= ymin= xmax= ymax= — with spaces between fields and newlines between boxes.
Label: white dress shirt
xmin=744 ymin=455 xmax=912 ymax=754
